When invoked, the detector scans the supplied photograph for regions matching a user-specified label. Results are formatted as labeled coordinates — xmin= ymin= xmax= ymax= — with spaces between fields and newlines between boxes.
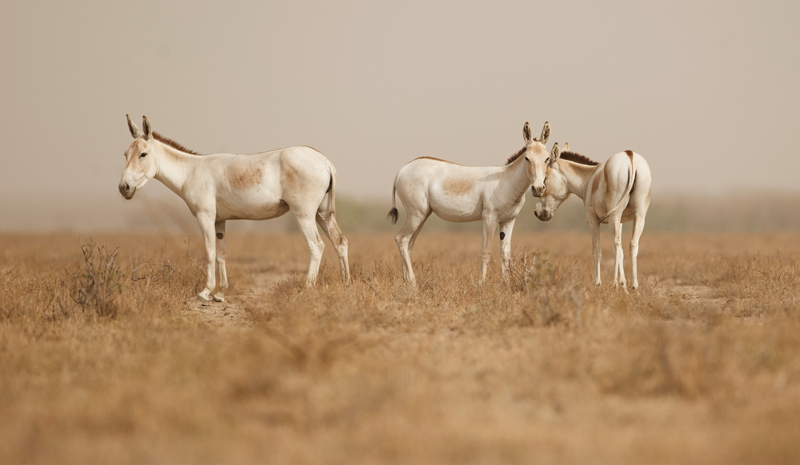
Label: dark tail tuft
xmin=387 ymin=208 xmax=398 ymax=224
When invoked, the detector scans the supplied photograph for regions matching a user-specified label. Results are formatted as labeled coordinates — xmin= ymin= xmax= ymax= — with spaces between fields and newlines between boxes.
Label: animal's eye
xmin=545 ymin=157 xmax=550 ymax=164
xmin=140 ymin=152 xmax=147 ymax=158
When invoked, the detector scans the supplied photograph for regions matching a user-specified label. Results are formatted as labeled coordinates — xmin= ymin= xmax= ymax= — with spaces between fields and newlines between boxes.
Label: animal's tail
xmin=387 ymin=177 xmax=399 ymax=224
xmin=326 ymin=158 xmax=338 ymax=216
xmin=598 ymin=152 xmax=636 ymax=223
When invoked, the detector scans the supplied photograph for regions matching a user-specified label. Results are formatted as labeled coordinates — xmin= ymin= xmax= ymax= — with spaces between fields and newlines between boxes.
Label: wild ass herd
xmin=120 ymin=116 xmax=651 ymax=301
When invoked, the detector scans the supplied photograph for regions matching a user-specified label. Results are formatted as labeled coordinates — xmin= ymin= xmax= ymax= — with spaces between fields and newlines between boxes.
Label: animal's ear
xmin=523 ymin=122 xmax=533 ymax=146
xmin=539 ymin=121 xmax=551 ymax=145
xmin=550 ymin=142 xmax=560 ymax=166
xmin=142 ymin=116 xmax=152 ymax=140
xmin=562 ymin=142 xmax=569 ymax=152
xmin=127 ymin=114 xmax=143 ymax=139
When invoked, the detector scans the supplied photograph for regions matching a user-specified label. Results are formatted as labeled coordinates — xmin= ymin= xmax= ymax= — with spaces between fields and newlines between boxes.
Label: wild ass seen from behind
xmin=534 ymin=142 xmax=652 ymax=289
xmin=388 ymin=121 xmax=551 ymax=284
xmin=119 ymin=115 xmax=350 ymax=301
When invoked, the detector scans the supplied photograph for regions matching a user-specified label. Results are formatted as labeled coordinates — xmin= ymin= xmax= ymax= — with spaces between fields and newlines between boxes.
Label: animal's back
xmin=213 ymin=146 xmax=332 ymax=221
xmin=394 ymin=157 xmax=503 ymax=223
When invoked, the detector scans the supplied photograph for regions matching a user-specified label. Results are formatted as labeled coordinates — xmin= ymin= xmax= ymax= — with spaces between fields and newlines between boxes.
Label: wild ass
xmin=534 ymin=142 xmax=652 ymax=289
xmin=119 ymin=115 xmax=350 ymax=301
xmin=388 ymin=121 xmax=551 ymax=284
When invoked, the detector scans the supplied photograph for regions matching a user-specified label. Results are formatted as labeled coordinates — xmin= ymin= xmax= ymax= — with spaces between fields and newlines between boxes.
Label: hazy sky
xmin=1 ymin=0 xmax=798 ymax=204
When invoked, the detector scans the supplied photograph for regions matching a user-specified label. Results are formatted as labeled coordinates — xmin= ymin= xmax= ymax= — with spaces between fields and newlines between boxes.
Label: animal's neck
xmin=560 ymin=161 xmax=598 ymax=201
xmin=153 ymin=141 xmax=195 ymax=196
xmin=499 ymin=156 xmax=533 ymax=205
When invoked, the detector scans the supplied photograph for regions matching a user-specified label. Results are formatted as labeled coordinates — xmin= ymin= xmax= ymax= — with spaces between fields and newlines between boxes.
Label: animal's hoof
xmin=212 ymin=294 xmax=225 ymax=302
xmin=196 ymin=293 xmax=211 ymax=302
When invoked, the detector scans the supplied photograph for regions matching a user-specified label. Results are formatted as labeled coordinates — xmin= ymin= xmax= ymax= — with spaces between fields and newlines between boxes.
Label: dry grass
xmin=1 ymin=231 xmax=799 ymax=464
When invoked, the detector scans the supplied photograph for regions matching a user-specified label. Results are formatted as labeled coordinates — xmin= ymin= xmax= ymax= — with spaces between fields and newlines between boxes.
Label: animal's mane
xmin=152 ymin=132 xmax=202 ymax=155
xmin=559 ymin=151 xmax=599 ymax=166
xmin=506 ymin=144 xmax=533 ymax=165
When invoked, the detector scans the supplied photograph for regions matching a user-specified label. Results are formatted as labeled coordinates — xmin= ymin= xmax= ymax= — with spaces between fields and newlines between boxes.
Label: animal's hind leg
xmin=213 ymin=221 xmax=228 ymax=302
xmin=295 ymin=212 xmax=325 ymax=286
xmin=396 ymin=210 xmax=429 ymax=284
xmin=610 ymin=216 xmax=626 ymax=289
xmin=588 ymin=216 xmax=602 ymax=286
xmin=316 ymin=211 xmax=350 ymax=283
xmin=408 ymin=209 xmax=432 ymax=253
xmin=630 ymin=213 xmax=646 ymax=290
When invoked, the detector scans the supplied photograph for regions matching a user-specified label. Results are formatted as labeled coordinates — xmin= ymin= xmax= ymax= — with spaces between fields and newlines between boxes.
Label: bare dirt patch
xmin=660 ymin=278 xmax=728 ymax=309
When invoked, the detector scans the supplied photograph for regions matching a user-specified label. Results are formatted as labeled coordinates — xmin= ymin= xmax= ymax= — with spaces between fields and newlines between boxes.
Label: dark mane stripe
xmin=152 ymin=132 xmax=202 ymax=155
xmin=559 ymin=151 xmax=599 ymax=166
xmin=506 ymin=146 xmax=528 ymax=165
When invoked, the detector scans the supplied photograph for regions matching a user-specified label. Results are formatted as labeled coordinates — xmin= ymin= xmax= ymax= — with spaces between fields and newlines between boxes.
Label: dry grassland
xmin=1 ymin=231 xmax=799 ymax=464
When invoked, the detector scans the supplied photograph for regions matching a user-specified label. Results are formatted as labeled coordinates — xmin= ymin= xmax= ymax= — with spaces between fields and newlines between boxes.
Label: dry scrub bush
xmin=0 ymin=235 xmax=202 ymax=327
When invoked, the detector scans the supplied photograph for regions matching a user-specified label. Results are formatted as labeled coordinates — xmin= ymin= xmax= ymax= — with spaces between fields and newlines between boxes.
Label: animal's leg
xmin=213 ymin=221 xmax=228 ymax=302
xmin=630 ymin=213 xmax=646 ymax=290
xmin=588 ymin=217 xmax=602 ymax=286
xmin=480 ymin=218 xmax=498 ymax=284
xmin=316 ymin=212 xmax=351 ymax=283
xmin=499 ymin=219 xmax=516 ymax=275
xmin=295 ymin=213 xmax=325 ymax=286
xmin=408 ymin=210 xmax=432 ymax=254
xmin=610 ymin=217 xmax=626 ymax=289
xmin=195 ymin=212 xmax=217 ymax=301
xmin=395 ymin=210 xmax=429 ymax=284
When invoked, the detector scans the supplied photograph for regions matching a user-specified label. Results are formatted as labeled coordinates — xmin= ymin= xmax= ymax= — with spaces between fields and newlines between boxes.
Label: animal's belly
xmin=215 ymin=197 xmax=290 ymax=221
xmin=429 ymin=196 xmax=482 ymax=223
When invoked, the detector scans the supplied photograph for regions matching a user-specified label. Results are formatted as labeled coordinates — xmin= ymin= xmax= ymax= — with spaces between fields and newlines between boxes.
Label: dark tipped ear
xmin=550 ymin=142 xmax=560 ymax=166
xmin=142 ymin=116 xmax=152 ymax=140
xmin=539 ymin=121 xmax=551 ymax=145
xmin=523 ymin=122 xmax=533 ymax=146
xmin=127 ymin=114 xmax=143 ymax=139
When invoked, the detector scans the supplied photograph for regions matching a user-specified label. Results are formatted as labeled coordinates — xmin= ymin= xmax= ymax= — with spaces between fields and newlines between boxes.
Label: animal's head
xmin=534 ymin=142 xmax=569 ymax=221
xmin=520 ymin=121 xmax=551 ymax=197
xmin=119 ymin=115 xmax=158 ymax=199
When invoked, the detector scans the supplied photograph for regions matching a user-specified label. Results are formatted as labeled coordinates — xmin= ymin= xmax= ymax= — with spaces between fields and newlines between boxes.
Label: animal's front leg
xmin=499 ymin=219 xmax=515 ymax=276
xmin=480 ymin=218 xmax=498 ymax=284
xmin=588 ymin=217 xmax=602 ymax=286
xmin=195 ymin=212 xmax=217 ymax=301
xmin=213 ymin=221 xmax=228 ymax=302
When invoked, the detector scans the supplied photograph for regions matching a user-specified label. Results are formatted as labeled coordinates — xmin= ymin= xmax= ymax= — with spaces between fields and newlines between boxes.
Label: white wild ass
xmin=119 ymin=115 xmax=350 ymax=301
xmin=388 ymin=121 xmax=552 ymax=284
xmin=534 ymin=142 xmax=652 ymax=289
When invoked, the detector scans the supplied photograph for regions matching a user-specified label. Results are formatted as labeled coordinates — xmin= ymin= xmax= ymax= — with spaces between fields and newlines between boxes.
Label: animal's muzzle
xmin=531 ymin=186 xmax=545 ymax=197
xmin=534 ymin=210 xmax=552 ymax=222
xmin=119 ymin=182 xmax=135 ymax=199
